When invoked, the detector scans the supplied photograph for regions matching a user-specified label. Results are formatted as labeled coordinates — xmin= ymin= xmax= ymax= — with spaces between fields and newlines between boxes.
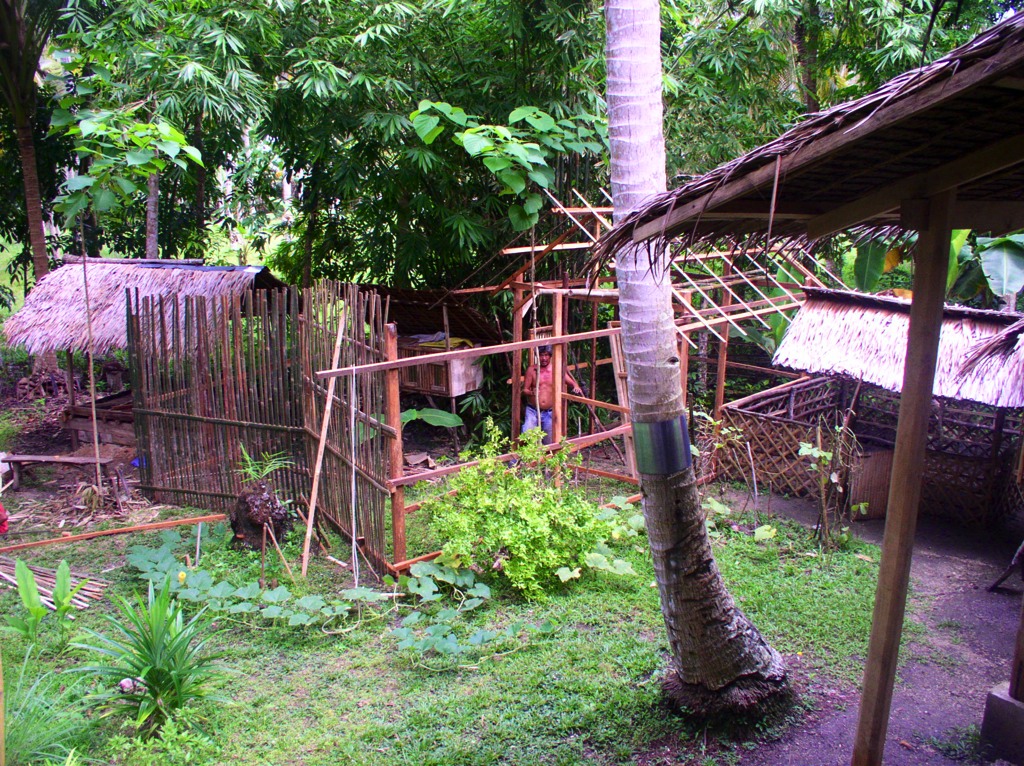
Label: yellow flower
xmin=178 ymin=571 xmax=187 ymax=584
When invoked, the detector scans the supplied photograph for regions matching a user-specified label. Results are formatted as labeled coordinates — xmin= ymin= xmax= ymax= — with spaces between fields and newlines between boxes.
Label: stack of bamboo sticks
xmin=0 ymin=556 xmax=110 ymax=610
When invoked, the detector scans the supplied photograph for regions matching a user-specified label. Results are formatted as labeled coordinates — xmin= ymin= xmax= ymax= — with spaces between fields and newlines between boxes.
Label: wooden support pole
xmin=512 ymin=285 xmax=525 ymax=438
xmin=385 ymin=324 xmax=407 ymax=564
xmin=713 ymin=258 xmax=733 ymax=418
xmin=552 ymin=291 xmax=565 ymax=444
xmin=852 ymin=189 xmax=956 ymax=766
xmin=1012 ymin=598 xmax=1024 ymax=701
xmin=0 ymin=514 xmax=226 ymax=554
xmin=679 ymin=290 xmax=693 ymax=409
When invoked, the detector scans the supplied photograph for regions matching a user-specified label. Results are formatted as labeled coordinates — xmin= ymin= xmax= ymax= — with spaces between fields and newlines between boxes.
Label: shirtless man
xmin=522 ymin=344 xmax=583 ymax=444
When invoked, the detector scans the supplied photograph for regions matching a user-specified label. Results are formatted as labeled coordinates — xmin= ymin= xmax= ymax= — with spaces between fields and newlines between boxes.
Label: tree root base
xmin=662 ymin=664 xmax=790 ymax=719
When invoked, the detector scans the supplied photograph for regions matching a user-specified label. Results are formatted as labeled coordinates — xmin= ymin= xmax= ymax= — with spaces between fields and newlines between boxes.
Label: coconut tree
xmin=0 ymin=0 xmax=64 ymax=281
xmin=605 ymin=0 xmax=786 ymax=715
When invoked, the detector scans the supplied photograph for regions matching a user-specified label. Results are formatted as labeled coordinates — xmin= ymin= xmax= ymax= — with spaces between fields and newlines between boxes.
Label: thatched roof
xmin=373 ymin=286 xmax=502 ymax=343
xmin=773 ymin=289 xmax=1024 ymax=408
xmin=3 ymin=259 xmax=285 ymax=355
xmin=598 ymin=12 xmax=1024 ymax=256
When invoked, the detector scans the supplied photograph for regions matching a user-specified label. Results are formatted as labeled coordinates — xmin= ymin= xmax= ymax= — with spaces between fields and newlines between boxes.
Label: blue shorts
xmin=522 ymin=404 xmax=553 ymax=444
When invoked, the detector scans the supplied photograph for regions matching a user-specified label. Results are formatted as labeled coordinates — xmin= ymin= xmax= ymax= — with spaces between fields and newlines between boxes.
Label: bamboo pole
xmin=853 ymin=189 xmax=956 ymax=766
xmin=552 ymin=291 xmax=565 ymax=444
xmin=301 ymin=299 xmax=348 ymax=577
xmin=385 ymin=324 xmax=407 ymax=564
xmin=714 ymin=256 xmax=734 ymax=419
xmin=0 ymin=514 xmax=226 ymax=554
xmin=512 ymin=285 xmax=525 ymax=438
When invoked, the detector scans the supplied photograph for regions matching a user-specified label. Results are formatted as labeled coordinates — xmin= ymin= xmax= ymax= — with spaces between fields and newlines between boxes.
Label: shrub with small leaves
xmin=423 ymin=423 xmax=629 ymax=598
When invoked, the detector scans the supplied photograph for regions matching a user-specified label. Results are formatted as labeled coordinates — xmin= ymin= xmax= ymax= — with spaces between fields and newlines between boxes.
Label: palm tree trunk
xmin=606 ymin=0 xmax=786 ymax=716
xmin=15 ymin=116 xmax=49 ymax=281
xmin=146 ymin=172 xmax=160 ymax=258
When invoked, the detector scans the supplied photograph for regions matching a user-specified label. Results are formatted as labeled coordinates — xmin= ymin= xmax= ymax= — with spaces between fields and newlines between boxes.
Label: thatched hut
xmin=720 ymin=289 xmax=1024 ymax=525
xmin=2 ymin=258 xmax=284 ymax=446
xmin=3 ymin=258 xmax=284 ymax=356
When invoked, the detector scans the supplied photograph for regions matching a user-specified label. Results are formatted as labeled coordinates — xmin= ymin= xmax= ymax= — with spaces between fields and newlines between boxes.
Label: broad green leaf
xmin=483 ymin=156 xmax=512 ymax=173
xmin=413 ymin=113 xmax=441 ymax=143
xmin=497 ymin=169 xmax=527 ymax=195
xmin=419 ymin=408 xmax=463 ymax=427
xmin=126 ymin=150 xmax=155 ymax=167
xmin=854 ymin=241 xmax=888 ymax=291
xmin=524 ymin=112 xmax=556 ymax=132
xmin=296 ymin=595 xmax=326 ymax=612
xmin=979 ymin=235 xmax=1024 ymax=297
xmin=228 ymin=601 xmax=256 ymax=613
xmin=262 ymin=585 xmax=292 ymax=603
xmin=947 ymin=229 xmax=971 ymax=292
xmin=182 ymin=146 xmax=203 ymax=166
xmin=262 ymin=605 xmax=284 ymax=618
xmin=234 ymin=582 xmax=261 ymax=599
xmin=460 ymin=131 xmax=492 ymax=157
xmin=753 ymin=525 xmax=778 ymax=541
xmin=65 ymin=175 xmax=95 ymax=191
xmin=508 ymin=204 xmax=536 ymax=231
xmin=556 ymin=566 xmax=581 ymax=582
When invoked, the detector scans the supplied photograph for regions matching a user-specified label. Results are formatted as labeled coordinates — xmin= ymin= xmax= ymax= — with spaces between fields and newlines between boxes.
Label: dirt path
xmin=731 ymin=489 xmax=1023 ymax=765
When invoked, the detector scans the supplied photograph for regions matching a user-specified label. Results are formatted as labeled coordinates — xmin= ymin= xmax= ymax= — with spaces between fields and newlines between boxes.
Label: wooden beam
xmin=0 ymin=514 xmax=226 ymax=554
xmin=852 ymin=189 xmax=956 ymax=766
xmin=806 ymin=133 xmax=1024 ymax=239
xmin=632 ymin=37 xmax=1024 ymax=243
xmin=901 ymin=199 xmax=1024 ymax=235
xmin=385 ymin=324 xmax=407 ymax=565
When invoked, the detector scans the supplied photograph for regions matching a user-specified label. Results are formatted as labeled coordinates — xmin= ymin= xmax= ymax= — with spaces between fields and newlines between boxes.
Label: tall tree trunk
xmin=795 ymin=0 xmax=821 ymax=113
xmin=605 ymin=0 xmax=786 ymax=716
xmin=146 ymin=172 xmax=160 ymax=259
xmin=15 ymin=116 xmax=49 ymax=281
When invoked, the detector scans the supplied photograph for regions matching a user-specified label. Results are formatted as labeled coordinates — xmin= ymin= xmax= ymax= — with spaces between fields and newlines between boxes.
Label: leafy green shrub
xmin=73 ymin=580 xmax=227 ymax=736
xmin=4 ymin=650 xmax=92 ymax=765
xmin=423 ymin=423 xmax=620 ymax=599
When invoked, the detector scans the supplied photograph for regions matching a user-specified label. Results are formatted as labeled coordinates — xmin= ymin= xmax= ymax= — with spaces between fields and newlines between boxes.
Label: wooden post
xmin=590 ymin=301 xmax=598 ymax=434
xmin=65 ymin=348 xmax=78 ymax=451
xmin=551 ymin=291 xmax=565 ymax=443
xmin=512 ymin=285 xmax=525 ymax=438
xmin=713 ymin=258 xmax=733 ymax=419
xmin=1011 ymin=597 xmax=1024 ymax=701
xmin=852 ymin=189 xmax=956 ymax=766
xmin=385 ymin=324 xmax=407 ymax=564
xmin=679 ymin=290 xmax=693 ymax=409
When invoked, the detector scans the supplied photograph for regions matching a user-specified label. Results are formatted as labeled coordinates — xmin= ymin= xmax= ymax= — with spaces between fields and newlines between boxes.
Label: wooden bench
xmin=4 ymin=455 xmax=114 ymax=490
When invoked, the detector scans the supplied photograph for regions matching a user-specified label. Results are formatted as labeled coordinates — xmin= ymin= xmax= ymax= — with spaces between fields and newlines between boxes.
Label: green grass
xmin=0 ymin=489 xmax=887 ymax=766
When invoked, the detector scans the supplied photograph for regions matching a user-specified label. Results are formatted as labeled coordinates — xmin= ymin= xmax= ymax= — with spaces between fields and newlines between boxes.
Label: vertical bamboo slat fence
xmin=128 ymin=283 xmax=395 ymax=574
xmin=128 ymin=290 xmax=307 ymax=510
xmin=300 ymin=283 xmax=391 ymax=575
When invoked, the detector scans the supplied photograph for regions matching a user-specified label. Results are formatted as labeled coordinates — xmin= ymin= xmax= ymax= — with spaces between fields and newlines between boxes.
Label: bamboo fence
xmin=127 ymin=283 xmax=396 ymax=574
xmin=720 ymin=375 xmax=1024 ymax=524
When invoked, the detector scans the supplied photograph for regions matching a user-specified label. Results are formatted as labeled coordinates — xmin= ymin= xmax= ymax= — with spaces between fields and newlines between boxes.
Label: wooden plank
xmin=385 ymin=324 xmax=407 ymax=564
xmin=0 ymin=514 xmax=226 ymax=554
xmin=852 ymin=189 xmax=955 ymax=766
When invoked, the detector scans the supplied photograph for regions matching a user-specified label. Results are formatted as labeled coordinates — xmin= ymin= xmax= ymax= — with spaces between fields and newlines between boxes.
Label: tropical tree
xmin=60 ymin=0 xmax=272 ymax=258
xmin=0 ymin=0 xmax=65 ymax=280
xmin=605 ymin=0 xmax=786 ymax=715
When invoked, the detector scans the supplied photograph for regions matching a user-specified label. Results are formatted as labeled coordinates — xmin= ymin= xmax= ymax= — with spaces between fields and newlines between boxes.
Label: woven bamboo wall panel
xmin=720 ymin=375 xmax=1024 ymax=524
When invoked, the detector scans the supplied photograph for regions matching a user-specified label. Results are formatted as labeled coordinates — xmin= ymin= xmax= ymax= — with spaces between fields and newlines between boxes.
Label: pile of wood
xmin=16 ymin=371 xmax=70 ymax=400
xmin=0 ymin=556 xmax=109 ymax=609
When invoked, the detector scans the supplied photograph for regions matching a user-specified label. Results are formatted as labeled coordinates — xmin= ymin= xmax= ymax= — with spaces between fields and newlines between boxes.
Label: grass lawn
xmin=0 ymin=484 xmax=881 ymax=766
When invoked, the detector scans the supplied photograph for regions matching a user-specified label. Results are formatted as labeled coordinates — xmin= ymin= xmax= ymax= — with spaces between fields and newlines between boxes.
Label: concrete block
xmin=982 ymin=681 xmax=1024 ymax=765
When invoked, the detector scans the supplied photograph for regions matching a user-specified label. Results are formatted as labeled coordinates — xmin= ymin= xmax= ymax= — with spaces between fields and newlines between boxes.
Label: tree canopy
xmin=0 ymin=0 xmax=1016 ymax=291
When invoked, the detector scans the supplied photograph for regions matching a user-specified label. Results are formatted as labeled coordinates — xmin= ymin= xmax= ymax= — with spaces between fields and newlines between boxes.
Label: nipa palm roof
xmin=598 ymin=12 xmax=1024 ymax=255
xmin=774 ymin=289 xmax=1024 ymax=407
xmin=3 ymin=259 xmax=284 ymax=355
